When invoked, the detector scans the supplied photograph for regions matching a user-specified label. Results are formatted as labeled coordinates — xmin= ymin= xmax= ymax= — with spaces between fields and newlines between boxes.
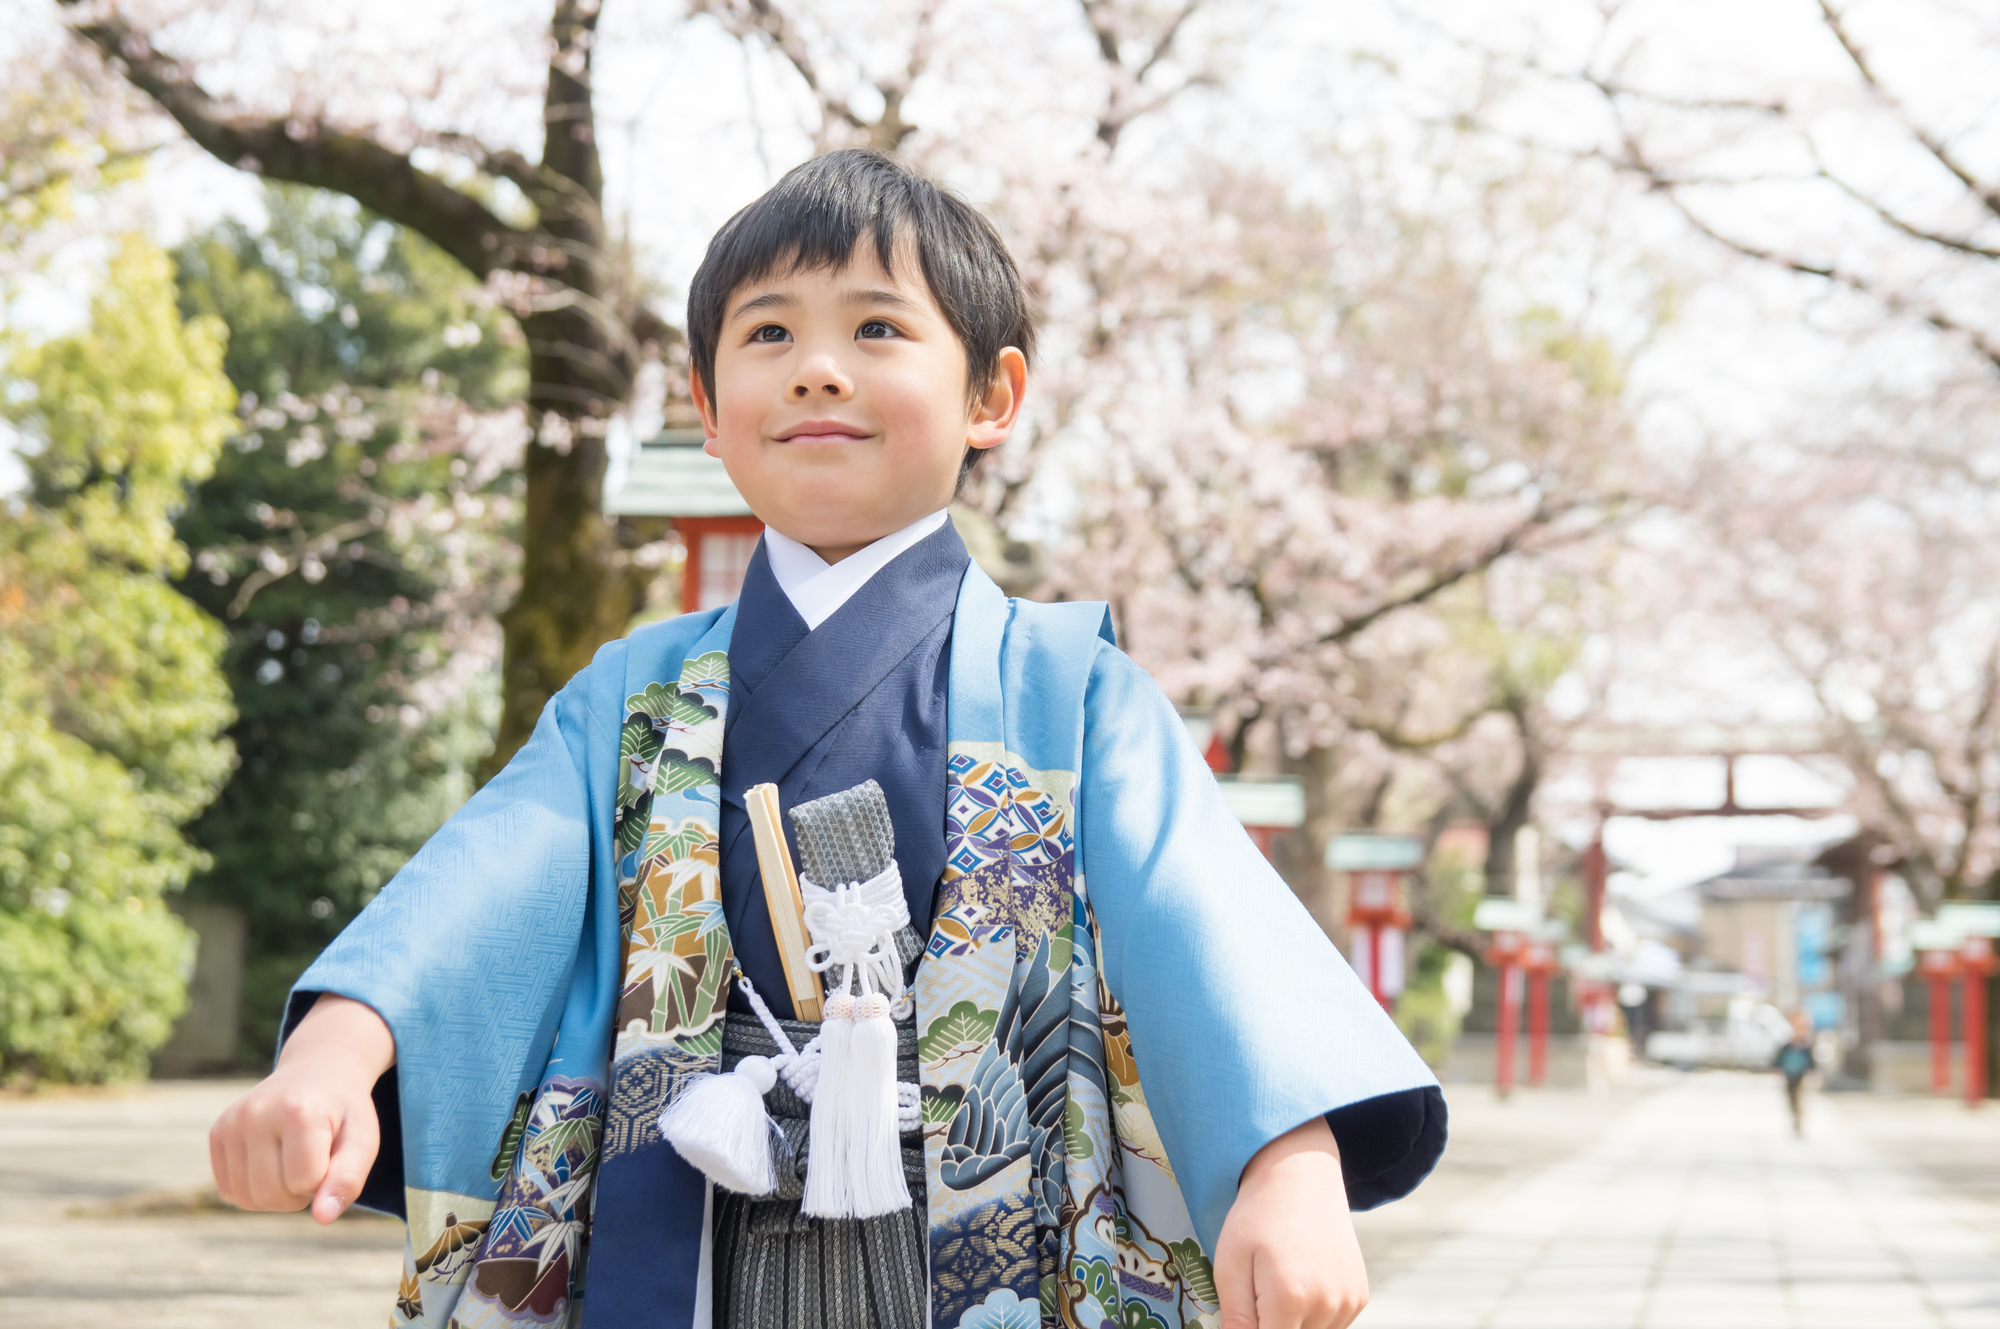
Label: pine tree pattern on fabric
xmin=917 ymin=745 xmax=1218 ymax=1329
xmin=433 ymin=649 xmax=734 ymax=1329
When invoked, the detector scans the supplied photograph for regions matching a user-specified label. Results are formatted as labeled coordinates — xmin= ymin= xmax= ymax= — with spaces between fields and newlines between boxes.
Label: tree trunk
xmin=60 ymin=0 xmax=664 ymax=781
xmin=1482 ymin=699 xmax=1541 ymax=897
xmin=482 ymin=0 xmax=654 ymax=779
xmin=1283 ymin=744 xmax=1349 ymax=946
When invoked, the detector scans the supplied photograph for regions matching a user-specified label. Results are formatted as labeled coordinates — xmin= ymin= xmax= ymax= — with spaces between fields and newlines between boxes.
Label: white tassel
xmin=658 ymin=1054 xmax=779 ymax=1196
xmin=845 ymin=990 xmax=908 ymax=1214
xmin=802 ymin=991 xmax=909 ymax=1217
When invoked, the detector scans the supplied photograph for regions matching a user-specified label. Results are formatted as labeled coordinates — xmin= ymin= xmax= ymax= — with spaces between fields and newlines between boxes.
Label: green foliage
xmin=0 ymin=237 xmax=237 ymax=1083
xmin=0 ymin=49 xmax=147 ymax=268
xmin=1164 ymin=1237 xmax=1218 ymax=1310
xmin=1397 ymin=840 xmax=1484 ymax=1069
xmin=1062 ymin=1097 xmax=1094 ymax=1162
xmin=170 ymin=187 xmax=523 ymax=1060
xmin=1393 ymin=941 xmax=1465 ymax=1071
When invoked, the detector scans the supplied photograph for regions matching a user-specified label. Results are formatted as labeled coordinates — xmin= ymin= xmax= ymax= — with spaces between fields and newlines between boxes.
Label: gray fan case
xmin=786 ymin=779 xmax=923 ymax=988
xmin=787 ymin=779 xmax=895 ymax=886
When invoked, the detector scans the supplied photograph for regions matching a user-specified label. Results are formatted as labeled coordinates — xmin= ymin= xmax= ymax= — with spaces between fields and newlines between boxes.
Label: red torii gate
xmin=1545 ymin=727 xmax=1848 ymax=1081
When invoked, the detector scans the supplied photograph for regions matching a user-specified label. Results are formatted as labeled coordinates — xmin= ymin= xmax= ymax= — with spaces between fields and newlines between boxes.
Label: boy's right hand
xmin=209 ymin=993 xmax=396 ymax=1224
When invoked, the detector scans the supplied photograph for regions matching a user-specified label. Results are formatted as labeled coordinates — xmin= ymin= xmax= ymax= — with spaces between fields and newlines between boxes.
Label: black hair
xmin=687 ymin=149 xmax=1035 ymax=465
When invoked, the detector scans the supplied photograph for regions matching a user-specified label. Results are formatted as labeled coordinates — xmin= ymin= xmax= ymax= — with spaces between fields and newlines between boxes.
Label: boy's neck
xmin=808 ymin=541 xmax=867 ymax=565
xmin=768 ymin=509 xmax=951 ymax=571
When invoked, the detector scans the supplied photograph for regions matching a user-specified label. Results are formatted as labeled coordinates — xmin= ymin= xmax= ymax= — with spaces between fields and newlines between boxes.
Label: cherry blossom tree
xmin=1681 ymin=407 xmax=2000 ymax=902
xmin=702 ymin=0 xmax=1640 ymax=932
xmin=1463 ymin=0 xmax=2000 ymax=901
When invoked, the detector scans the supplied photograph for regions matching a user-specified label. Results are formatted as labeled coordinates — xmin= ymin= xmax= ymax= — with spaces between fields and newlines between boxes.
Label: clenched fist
xmin=1213 ymin=1117 xmax=1369 ymax=1329
xmin=209 ymin=994 xmax=395 ymax=1224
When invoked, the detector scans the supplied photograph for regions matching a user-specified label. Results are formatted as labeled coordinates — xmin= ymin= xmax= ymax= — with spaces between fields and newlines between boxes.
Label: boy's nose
xmin=789 ymin=353 xmax=853 ymax=399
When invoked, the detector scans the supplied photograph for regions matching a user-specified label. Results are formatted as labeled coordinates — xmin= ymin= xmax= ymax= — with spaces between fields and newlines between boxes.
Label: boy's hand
xmin=209 ymin=994 xmax=395 ymax=1224
xmin=1213 ymin=1117 xmax=1368 ymax=1329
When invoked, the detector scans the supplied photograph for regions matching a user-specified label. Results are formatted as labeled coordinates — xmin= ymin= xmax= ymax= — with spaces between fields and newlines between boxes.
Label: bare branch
xmin=1605 ymin=95 xmax=2000 ymax=373
xmin=1816 ymin=0 xmax=2000 ymax=223
xmin=1079 ymin=0 xmax=1213 ymax=150
xmin=1317 ymin=507 xmax=1550 ymax=646
xmin=694 ymin=0 xmax=871 ymax=142
xmin=58 ymin=1 xmax=532 ymax=280
xmin=1807 ymin=146 xmax=2000 ymax=261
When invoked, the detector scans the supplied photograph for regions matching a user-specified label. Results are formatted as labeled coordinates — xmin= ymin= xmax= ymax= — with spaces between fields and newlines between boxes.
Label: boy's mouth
xmin=774 ymin=419 xmax=872 ymax=445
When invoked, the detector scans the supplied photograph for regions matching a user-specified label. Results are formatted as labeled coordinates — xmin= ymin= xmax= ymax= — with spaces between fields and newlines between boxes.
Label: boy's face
xmin=693 ymin=242 xmax=1026 ymax=564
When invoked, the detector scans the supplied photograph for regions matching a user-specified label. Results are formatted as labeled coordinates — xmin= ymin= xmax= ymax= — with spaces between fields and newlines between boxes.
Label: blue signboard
xmin=1796 ymin=902 xmax=1833 ymax=989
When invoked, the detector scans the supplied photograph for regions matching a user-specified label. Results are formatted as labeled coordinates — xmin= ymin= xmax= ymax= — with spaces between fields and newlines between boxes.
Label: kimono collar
xmin=764 ymin=509 xmax=954 ymax=629
xmin=722 ymin=518 xmax=971 ymax=806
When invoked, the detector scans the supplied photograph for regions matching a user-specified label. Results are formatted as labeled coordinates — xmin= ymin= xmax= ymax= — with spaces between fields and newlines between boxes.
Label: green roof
xmin=605 ymin=429 xmax=754 ymax=517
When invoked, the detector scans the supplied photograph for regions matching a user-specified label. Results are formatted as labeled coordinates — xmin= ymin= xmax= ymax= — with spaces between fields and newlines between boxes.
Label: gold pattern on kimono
xmin=413 ymin=1210 xmax=490 ymax=1280
xmin=394 ymin=1269 xmax=423 ymax=1322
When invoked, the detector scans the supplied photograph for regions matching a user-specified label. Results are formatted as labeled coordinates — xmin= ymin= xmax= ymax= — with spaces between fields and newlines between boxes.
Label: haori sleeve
xmin=1077 ymin=642 xmax=1446 ymax=1252
xmin=280 ymin=677 xmax=605 ymax=1218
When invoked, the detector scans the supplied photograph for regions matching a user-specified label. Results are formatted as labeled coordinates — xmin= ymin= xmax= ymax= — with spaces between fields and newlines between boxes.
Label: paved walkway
xmin=0 ymin=1080 xmax=403 ymax=1328
xmin=1361 ymin=1073 xmax=2000 ymax=1329
xmin=2 ymin=1072 xmax=1994 ymax=1327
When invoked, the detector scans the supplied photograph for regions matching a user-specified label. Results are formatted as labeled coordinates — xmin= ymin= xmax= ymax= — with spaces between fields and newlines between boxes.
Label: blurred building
xmin=605 ymin=429 xmax=763 ymax=611
xmin=1692 ymin=846 xmax=1849 ymax=1021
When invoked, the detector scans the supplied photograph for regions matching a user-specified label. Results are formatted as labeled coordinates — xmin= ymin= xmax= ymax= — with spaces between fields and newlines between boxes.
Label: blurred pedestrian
xmin=1774 ymin=1010 xmax=1816 ymax=1135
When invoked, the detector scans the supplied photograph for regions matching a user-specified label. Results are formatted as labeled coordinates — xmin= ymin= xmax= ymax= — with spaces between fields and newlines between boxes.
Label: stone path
xmin=1361 ymin=1073 xmax=2000 ymax=1329
xmin=3 ymin=1072 xmax=1994 ymax=1328
xmin=0 ymin=1080 xmax=403 ymax=1328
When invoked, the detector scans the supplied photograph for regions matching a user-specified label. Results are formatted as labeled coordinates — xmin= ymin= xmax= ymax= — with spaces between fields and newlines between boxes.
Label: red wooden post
xmin=1486 ymin=928 xmax=1523 ymax=1101
xmin=1965 ymin=968 xmax=1986 ymax=1106
xmin=1477 ymin=904 xmax=1533 ymax=1101
xmin=1581 ymin=826 xmax=1607 ymax=952
xmin=1964 ymin=938 xmax=1995 ymax=1108
xmin=1930 ymin=971 xmax=1954 ymax=1094
xmin=679 ymin=520 xmax=705 ymax=615
xmin=1368 ymin=924 xmax=1386 ymax=1010
xmin=1527 ymin=960 xmax=1551 ymax=1088
xmin=1347 ymin=869 xmax=1409 ymax=1012
xmin=1920 ymin=943 xmax=1958 ymax=1096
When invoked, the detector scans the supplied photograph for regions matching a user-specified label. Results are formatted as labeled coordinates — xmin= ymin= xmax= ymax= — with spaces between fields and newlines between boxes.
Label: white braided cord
xmin=733 ymin=974 xmax=921 ymax=1131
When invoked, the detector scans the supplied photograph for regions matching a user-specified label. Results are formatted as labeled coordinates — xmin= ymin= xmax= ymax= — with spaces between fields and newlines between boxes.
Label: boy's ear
xmin=691 ymin=369 xmax=722 ymax=457
xmin=967 ymin=346 xmax=1028 ymax=453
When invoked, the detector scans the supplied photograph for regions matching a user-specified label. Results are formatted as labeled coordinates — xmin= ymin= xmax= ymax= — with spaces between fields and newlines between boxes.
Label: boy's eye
xmin=857 ymin=319 xmax=899 ymax=340
xmin=749 ymin=324 xmax=790 ymax=344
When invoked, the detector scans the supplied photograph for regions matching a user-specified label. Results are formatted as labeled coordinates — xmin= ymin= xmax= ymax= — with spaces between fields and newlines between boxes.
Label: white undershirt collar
xmin=762 ymin=509 xmax=952 ymax=630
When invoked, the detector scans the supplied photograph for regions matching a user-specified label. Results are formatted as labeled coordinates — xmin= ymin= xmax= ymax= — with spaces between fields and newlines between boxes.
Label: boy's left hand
xmin=1212 ymin=1117 xmax=1368 ymax=1329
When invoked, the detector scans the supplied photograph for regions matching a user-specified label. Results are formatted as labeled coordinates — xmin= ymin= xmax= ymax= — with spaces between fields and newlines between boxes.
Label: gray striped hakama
xmin=712 ymin=1007 xmax=927 ymax=1329
xmin=713 ymin=779 xmax=929 ymax=1329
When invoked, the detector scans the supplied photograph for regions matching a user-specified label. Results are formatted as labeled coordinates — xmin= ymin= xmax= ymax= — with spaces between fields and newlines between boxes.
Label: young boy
xmin=210 ymin=149 xmax=1445 ymax=1329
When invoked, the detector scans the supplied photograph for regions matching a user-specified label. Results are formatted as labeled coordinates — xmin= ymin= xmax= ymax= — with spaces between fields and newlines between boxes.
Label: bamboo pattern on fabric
xmin=917 ymin=743 xmax=1220 ymax=1329
xmin=433 ymin=650 xmax=737 ymax=1329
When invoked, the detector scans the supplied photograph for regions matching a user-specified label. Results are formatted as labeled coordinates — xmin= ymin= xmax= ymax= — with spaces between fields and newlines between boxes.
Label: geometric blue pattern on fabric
xmin=949 ymin=563 xmax=1440 ymax=1254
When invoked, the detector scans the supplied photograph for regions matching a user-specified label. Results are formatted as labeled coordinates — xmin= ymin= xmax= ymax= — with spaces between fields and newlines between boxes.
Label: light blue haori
xmin=290 ymin=562 xmax=1444 ymax=1328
